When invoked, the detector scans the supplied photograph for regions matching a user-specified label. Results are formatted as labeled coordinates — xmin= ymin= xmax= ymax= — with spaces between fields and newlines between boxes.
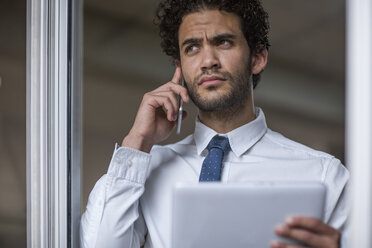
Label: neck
xmin=198 ymin=92 xmax=256 ymax=134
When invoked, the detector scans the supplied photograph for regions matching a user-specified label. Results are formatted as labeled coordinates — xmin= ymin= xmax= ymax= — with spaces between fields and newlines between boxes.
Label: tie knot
xmin=207 ymin=135 xmax=230 ymax=153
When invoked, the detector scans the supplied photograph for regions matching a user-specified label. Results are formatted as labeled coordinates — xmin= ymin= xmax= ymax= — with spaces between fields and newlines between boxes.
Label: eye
xmin=218 ymin=39 xmax=232 ymax=48
xmin=185 ymin=45 xmax=199 ymax=55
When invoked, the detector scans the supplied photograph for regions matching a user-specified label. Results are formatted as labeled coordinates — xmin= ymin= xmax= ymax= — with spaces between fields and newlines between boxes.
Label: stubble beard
xmin=185 ymin=66 xmax=252 ymax=114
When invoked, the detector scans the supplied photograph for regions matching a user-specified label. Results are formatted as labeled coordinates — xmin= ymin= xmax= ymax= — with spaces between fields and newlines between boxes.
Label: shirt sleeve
xmin=322 ymin=157 xmax=350 ymax=248
xmin=80 ymin=145 xmax=151 ymax=248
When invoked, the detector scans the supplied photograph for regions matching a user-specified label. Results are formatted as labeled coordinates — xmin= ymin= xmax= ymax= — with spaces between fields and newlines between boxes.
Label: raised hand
xmin=121 ymin=66 xmax=189 ymax=153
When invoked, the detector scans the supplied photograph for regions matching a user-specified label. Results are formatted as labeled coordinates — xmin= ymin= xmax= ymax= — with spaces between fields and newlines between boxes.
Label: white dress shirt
xmin=80 ymin=108 xmax=349 ymax=248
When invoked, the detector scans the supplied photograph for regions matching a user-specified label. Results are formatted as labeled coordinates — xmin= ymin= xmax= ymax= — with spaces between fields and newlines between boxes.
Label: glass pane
xmin=0 ymin=1 xmax=27 ymax=247
xmin=82 ymin=0 xmax=345 ymax=203
xmin=82 ymin=0 xmax=346 ymax=242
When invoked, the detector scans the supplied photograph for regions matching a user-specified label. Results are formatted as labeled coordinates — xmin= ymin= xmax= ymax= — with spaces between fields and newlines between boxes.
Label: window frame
xmin=26 ymin=0 xmax=82 ymax=247
xmin=346 ymin=0 xmax=372 ymax=246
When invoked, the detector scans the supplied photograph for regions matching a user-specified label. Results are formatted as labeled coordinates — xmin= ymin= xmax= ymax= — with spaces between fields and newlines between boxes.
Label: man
xmin=80 ymin=0 xmax=349 ymax=247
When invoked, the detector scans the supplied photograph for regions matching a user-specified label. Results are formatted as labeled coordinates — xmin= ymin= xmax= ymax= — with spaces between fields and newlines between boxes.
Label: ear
xmin=251 ymin=48 xmax=268 ymax=75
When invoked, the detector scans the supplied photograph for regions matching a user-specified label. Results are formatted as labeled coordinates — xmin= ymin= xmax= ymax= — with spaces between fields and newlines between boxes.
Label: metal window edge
xmin=26 ymin=0 xmax=82 ymax=247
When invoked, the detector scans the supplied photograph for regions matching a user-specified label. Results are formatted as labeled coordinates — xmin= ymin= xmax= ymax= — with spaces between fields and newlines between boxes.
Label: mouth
xmin=199 ymin=75 xmax=226 ymax=87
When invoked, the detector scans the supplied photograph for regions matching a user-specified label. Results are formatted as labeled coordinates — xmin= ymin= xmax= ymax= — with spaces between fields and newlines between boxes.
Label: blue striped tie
xmin=199 ymin=135 xmax=230 ymax=182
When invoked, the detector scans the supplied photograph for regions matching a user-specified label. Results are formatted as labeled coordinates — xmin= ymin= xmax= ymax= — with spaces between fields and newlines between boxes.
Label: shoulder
xmin=262 ymin=129 xmax=348 ymax=176
xmin=262 ymin=128 xmax=335 ymax=160
xmin=261 ymin=129 xmax=349 ymax=186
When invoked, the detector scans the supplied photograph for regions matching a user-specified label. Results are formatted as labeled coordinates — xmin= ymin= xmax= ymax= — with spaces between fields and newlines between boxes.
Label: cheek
xmin=220 ymin=50 xmax=249 ymax=66
xmin=225 ymin=50 xmax=249 ymax=66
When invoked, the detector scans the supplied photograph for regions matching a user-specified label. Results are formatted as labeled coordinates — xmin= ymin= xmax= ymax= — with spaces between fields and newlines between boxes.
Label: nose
xmin=200 ymin=46 xmax=221 ymax=72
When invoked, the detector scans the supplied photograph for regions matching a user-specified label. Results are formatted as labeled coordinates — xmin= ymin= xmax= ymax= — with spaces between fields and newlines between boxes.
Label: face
xmin=178 ymin=10 xmax=253 ymax=112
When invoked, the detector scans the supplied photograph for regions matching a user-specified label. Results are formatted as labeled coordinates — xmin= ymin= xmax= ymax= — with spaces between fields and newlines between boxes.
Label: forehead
xmin=178 ymin=10 xmax=243 ymax=41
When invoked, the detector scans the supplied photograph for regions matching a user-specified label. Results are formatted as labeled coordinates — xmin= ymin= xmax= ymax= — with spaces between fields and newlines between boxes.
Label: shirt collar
xmin=194 ymin=107 xmax=268 ymax=157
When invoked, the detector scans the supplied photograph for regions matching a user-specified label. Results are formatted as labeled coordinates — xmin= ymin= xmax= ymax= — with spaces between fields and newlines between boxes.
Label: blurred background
xmin=0 ymin=0 xmax=345 ymax=246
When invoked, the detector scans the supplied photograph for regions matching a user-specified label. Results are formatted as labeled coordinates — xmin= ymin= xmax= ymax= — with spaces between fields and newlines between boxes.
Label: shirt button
xmin=115 ymin=157 xmax=122 ymax=163
xmin=126 ymin=160 xmax=133 ymax=167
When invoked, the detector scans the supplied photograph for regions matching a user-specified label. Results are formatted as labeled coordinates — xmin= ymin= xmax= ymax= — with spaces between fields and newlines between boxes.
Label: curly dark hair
xmin=154 ymin=0 xmax=270 ymax=88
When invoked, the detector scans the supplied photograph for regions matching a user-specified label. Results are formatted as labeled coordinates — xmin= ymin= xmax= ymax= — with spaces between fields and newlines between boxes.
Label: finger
xmin=275 ymin=225 xmax=326 ymax=247
xmin=171 ymin=66 xmax=182 ymax=85
xmin=151 ymin=91 xmax=179 ymax=111
xmin=270 ymin=241 xmax=303 ymax=248
xmin=146 ymin=94 xmax=178 ymax=121
xmin=153 ymin=83 xmax=189 ymax=103
xmin=285 ymin=217 xmax=336 ymax=235
xmin=157 ymin=96 xmax=178 ymax=122
xmin=170 ymin=66 xmax=190 ymax=102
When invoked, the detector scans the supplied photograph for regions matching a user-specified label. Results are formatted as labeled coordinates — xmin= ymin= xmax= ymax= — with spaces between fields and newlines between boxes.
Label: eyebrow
xmin=181 ymin=33 xmax=237 ymax=48
xmin=181 ymin=38 xmax=203 ymax=48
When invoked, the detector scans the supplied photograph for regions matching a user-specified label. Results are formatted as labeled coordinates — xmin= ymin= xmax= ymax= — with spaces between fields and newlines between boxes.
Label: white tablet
xmin=171 ymin=181 xmax=326 ymax=248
